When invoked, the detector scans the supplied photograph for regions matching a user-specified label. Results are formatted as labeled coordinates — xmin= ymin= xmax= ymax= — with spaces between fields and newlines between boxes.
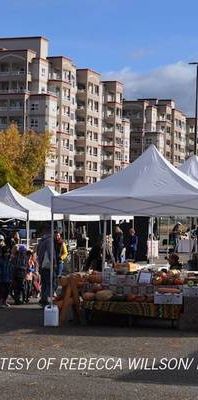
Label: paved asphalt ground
xmin=0 ymin=302 xmax=198 ymax=400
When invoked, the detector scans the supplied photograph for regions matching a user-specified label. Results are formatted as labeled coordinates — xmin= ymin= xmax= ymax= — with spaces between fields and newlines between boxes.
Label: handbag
xmin=41 ymin=251 xmax=51 ymax=269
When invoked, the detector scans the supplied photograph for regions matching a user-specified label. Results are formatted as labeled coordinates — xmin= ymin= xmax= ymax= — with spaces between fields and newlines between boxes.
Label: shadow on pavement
xmin=0 ymin=305 xmax=198 ymax=338
xmin=115 ymin=351 xmax=198 ymax=387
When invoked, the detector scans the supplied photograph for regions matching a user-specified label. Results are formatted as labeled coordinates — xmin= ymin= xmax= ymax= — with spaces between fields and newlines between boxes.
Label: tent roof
xmin=52 ymin=145 xmax=198 ymax=216
xmin=27 ymin=186 xmax=99 ymax=221
xmin=178 ymin=155 xmax=198 ymax=182
xmin=0 ymin=201 xmax=26 ymax=220
xmin=27 ymin=186 xmax=59 ymax=207
xmin=0 ymin=183 xmax=52 ymax=221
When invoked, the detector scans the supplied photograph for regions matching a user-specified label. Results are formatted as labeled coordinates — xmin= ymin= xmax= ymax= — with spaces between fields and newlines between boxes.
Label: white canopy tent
xmin=0 ymin=201 xmax=26 ymax=221
xmin=52 ymin=145 xmax=198 ymax=217
xmin=0 ymin=183 xmax=54 ymax=246
xmin=49 ymin=145 xmax=198 ymax=304
xmin=27 ymin=186 xmax=133 ymax=222
xmin=178 ymin=155 xmax=198 ymax=182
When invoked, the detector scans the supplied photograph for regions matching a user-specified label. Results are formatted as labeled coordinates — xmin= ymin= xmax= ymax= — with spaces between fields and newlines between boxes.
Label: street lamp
xmin=189 ymin=62 xmax=198 ymax=155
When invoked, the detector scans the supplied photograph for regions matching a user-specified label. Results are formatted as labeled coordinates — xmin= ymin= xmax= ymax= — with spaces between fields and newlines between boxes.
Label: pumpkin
xmin=95 ymin=290 xmax=113 ymax=301
xmin=83 ymin=292 xmax=95 ymax=301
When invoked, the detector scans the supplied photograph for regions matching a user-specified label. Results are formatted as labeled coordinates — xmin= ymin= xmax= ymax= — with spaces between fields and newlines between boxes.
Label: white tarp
xmin=27 ymin=186 xmax=99 ymax=221
xmin=0 ymin=183 xmax=52 ymax=221
xmin=0 ymin=201 xmax=26 ymax=220
xmin=178 ymin=155 xmax=198 ymax=182
xmin=27 ymin=186 xmax=59 ymax=207
xmin=52 ymin=145 xmax=198 ymax=217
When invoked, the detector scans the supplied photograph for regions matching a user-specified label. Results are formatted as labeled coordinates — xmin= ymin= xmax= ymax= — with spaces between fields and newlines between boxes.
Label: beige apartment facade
xmin=101 ymin=81 xmax=124 ymax=177
xmin=75 ymin=69 xmax=102 ymax=185
xmin=186 ymin=117 xmax=197 ymax=157
xmin=123 ymin=98 xmax=186 ymax=166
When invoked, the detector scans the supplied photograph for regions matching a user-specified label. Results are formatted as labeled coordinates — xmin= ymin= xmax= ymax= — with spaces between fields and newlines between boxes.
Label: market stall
xmin=54 ymin=265 xmax=198 ymax=328
xmin=50 ymin=145 xmax=198 ymax=327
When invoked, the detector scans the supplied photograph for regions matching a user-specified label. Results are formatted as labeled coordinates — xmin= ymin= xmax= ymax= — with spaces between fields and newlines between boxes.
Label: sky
xmin=1 ymin=0 xmax=198 ymax=115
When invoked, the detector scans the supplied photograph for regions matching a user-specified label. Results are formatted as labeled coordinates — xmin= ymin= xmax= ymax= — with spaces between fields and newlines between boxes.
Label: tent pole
xmin=189 ymin=217 xmax=192 ymax=260
xmin=110 ymin=218 xmax=113 ymax=237
xmin=50 ymin=213 xmax=54 ymax=307
xmin=102 ymin=218 xmax=107 ymax=273
xmin=26 ymin=214 xmax=30 ymax=248
xmin=62 ymin=219 xmax=66 ymax=240
xmin=67 ymin=220 xmax=70 ymax=243
xmin=167 ymin=217 xmax=170 ymax=259
xmin=151 ymin=217 xmax=154 ymax=264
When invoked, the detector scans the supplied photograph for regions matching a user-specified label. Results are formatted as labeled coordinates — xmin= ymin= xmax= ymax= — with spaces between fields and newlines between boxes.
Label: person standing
xmin=0 ymin=235 xmax=13 ymax=308
xmin=37 ymin=224 xmax=56 ymax=306
xmin=54 ymin=231 xmax=68 ymax=277
xmin=112 ymin=226 xmax=124 ymax=263
xmin=172 ymin=222 xmax=182 ymax=253
xmin=12 ymin=245 xmax=27 ymax=305
xmin=125 ymin=228 xmax=138 ymax=261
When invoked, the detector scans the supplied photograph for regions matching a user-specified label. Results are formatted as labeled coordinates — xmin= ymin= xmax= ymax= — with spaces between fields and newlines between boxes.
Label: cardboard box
xmin=114 ymin=262 xmax=138 ymax=273
xmin=154 ymin=292 xmax=183 ymax=305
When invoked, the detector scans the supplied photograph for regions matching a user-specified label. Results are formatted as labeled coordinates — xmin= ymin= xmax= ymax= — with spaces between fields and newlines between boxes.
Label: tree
xmin=0 ymin=124 xmax=51 ymax=194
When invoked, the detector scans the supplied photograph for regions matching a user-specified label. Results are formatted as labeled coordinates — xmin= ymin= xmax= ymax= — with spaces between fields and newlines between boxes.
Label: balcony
xmin=102 ymin=168 xmax=113 ymax=177
xmin=102 ymin=141 xmax=114 ymax=147
xmin=0 ymin=88 xmax=29 ymax=94
xmin=0 ymin=70 xmax=26 ymax=76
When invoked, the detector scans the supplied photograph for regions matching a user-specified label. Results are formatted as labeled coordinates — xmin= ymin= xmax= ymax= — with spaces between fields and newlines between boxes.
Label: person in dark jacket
xmin=85 ymin=236 xmax=114 ymax=271
xmin=0 ymin=236 xmax=13 ymax=308
xmin=37 ymin=225 xmax=56 ymax=306
xmin=112 ymin=226 xmax=124 ymax=263
xmin=125 ymin=228 xmax=138 ymax=261
xmin=11 ymin=245 xmax=27 ymax=304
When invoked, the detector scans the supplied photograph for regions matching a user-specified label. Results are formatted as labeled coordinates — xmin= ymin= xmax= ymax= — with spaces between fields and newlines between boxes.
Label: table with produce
xmin=55 ymin=262 xmax=198 ymax=328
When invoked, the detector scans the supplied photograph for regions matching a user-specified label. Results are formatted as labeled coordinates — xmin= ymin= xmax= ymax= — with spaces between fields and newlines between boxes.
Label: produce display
xmin=55 ymin=265 xmax=198 ymax=325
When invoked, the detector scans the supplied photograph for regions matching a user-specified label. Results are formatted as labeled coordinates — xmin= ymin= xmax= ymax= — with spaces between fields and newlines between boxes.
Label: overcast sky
xmin=2 ymin=0 xmax=198 ymax=115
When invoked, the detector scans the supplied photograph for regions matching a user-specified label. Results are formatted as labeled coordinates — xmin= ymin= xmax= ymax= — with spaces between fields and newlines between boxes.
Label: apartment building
xmin=47 ymin=56 xmax=77 ymax=192
xmin=0 ymin=36 xmax=57 ymax=186
xmin=0 ymin=36 xmax=129 ymax=191
xmin=186 ymin=117 xmax=197 ymax=156
xmin=121 ymin=118 xmax=130 ymax=168
xmin=123 ymin=98 xmax=186 ymax=166
xmin=101 ymin=81 xmax=124 ymax=177
xmin=75 ymin=69 xmax=102 ymax=185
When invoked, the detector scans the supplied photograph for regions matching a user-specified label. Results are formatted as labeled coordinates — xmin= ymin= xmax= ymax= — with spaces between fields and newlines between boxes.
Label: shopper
xmin=54 ymin=231 xmax=68 ymax=277
xmin=85 ymin=236 xmax=114 ymax=271
xmin=12 ymin=245 xmax=27 ymax=304
xmin=171 ymin=222 xmax=182 ymax=253
xmin=24 ymin=250 xmax=36 ymax=303
xmin=0 ymin=236 xmax=13 ymax=308
xmin=11 ymin=231 xmax=20 ymax=258
xmin=125 ymin=228 xmax=138 ymax=261
xmin=112 ymin=226 xmax=124 ymax=263
xmin=37 ymin=224 xmax=56 ymax=306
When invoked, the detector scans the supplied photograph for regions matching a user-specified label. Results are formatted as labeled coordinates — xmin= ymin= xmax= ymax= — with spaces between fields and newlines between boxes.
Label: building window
xmin=41 ymin=68 xmax=45 ymax=77
xmin=30 ymin=103 xmax=39 ymax=111
xmin=93 ymin=148 xmax=98 ymax=156
xmin=69 ymin=160 xmax=73 ymax=167
xmin=30 ymin=119 xmax=38 ymax=128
